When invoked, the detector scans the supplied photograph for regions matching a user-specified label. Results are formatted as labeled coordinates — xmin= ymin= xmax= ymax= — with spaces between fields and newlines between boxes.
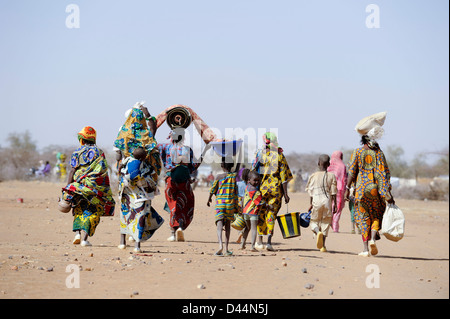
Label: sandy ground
xmin=0 ymin=180 xmax=448 ymax=300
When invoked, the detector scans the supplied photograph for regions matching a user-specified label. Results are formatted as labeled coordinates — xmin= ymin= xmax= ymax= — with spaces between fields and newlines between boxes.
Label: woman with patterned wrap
xmin=61 ymin=126 xmax=115 ymax=247
xmin=252 ymin=132 xmax=293 ymax=251
xmin=114 ymin=103 xmax=164 ymax=252
xmin=345 ymin=112 xmax=395 ymax=257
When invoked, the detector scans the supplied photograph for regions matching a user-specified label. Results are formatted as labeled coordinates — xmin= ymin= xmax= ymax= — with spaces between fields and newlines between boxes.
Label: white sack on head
xmin=355 ymin=111 xmax=387 ymax=135
xmin=366 ymin=125 xmax=385 ymax=141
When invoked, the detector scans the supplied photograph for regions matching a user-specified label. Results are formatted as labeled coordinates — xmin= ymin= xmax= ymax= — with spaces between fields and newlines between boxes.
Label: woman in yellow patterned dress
xmin=252 ymin=133 xmax=293 ymax=251
xmin=345 ymin=134 xmax=395 ymax=256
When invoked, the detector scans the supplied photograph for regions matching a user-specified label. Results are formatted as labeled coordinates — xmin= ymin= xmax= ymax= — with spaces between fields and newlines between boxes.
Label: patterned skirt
xmin=120 ymin=192 xmax=164 ymax=242
xmin=70 ymin=196 xmax=102 ymax=237
xmin=164 ymin=176 xmax=195 ymax=230
xmin=354 ymin=195 xmax=386 ymax=242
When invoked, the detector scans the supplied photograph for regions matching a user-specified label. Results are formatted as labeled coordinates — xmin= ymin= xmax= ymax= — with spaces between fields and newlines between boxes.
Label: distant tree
xmin=1 ymin=131 xmax=38 ymax=179
xmin=430 ymin=146 xmax=449 ymax=177
xmin=410 ymin=146 xmax=449 ymax=179
xmin=384 ymin=145 xmax=412 ymax=178
xmin=7 ymin=130 xmax=37 ymax=152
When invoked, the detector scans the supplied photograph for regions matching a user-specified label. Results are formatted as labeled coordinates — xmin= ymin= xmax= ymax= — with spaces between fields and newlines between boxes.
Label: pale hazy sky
xmin=0 ymin=1 xmax=448 ymax=161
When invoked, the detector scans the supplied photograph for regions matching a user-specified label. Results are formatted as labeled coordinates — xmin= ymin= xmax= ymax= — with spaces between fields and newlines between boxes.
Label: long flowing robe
xmin=347 ymin=146 xmax=391 ymax=241
xmin=119 ymin=157 xmax=164 ymax=242
xmin=327 ymin=151 xmax=348 ymax=232
xmin=252 ymin=147 xmax=293 ymax=236
xmin=158 ymin=142 xmax=199 ymax=230
xmin=114 ymin=106 xmax=163 ymax=241
xmin=62 ymin=145 xmax=115 ymax=237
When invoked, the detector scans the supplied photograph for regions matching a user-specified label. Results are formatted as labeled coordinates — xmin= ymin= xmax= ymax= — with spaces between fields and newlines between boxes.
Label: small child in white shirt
xmin=305 ymin=154 xmax=337 ymax=252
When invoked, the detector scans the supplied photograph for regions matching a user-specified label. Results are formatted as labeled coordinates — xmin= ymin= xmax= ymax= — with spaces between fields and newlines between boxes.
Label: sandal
xmin=176 ymin=229 xmax=185 ymax=242
xmin=316 ymin=232 xmax=324 ymax=249
xmin=73 ymin=234 xmax=81 ymax=245
xmin=369 ymin=240 xmax=378 ymax=256
xmin=358 ymin=251 xmax=369 ymax=257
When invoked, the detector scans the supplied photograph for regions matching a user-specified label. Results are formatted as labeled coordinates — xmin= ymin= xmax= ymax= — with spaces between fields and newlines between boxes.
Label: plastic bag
xmin=381 ymin=203 xmax=405 ymax=241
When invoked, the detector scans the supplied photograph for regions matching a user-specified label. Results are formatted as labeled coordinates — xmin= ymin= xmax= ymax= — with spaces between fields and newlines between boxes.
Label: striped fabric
xmin=242 ymin=186 xmax=264 ymax=216
xmin=277 ymin=213 xmax=301 ymax=239
xmin=210 ymin=172 xmax=238 ymax=222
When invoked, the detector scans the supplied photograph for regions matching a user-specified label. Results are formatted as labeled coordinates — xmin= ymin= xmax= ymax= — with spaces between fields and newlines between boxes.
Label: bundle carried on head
xmin=354 ymin=111 xmax=387 ymax=142
xmin=166 ymin=106 xmax=192 ymax=130
xmin=155 ymin=104 xmax=217 ymax=144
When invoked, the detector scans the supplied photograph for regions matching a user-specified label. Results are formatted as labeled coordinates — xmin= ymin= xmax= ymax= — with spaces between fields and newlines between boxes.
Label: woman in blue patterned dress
xmin=62 ymin=126 xmax=115 ymax=247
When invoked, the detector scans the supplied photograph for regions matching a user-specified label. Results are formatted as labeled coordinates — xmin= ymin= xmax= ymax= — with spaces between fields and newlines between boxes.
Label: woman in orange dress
xmin=345 ymin=135 xmax=395 ymax=256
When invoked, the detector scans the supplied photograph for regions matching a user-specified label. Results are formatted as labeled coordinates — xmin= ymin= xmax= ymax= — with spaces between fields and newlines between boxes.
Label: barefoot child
xmin=305 ymin=154 xmax=337 ymax=252
xmin=235 ymin=168 xmax=250 ymax=244
xmin=207 ymin=159 xmax=239 ymax=256
xmin=240 ymin=170 xmax=266 ymax=251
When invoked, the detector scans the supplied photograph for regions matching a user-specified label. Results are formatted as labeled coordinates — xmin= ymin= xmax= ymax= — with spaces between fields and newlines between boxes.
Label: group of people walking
xmin=59 ymin=104 xmax=394 ymax=257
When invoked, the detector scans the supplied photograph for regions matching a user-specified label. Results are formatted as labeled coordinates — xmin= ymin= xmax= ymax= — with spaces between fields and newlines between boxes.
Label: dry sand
xmin=0 ymin=180 xmax=448 ymax=300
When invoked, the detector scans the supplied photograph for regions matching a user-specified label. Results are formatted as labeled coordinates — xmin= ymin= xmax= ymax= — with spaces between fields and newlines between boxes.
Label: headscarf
xmin=78 ymin=126 xmax=96 ymax=144
xmin=327 ymin=151 xmax=347 ymax=192
xmin=263 ymin=132 xmax=282 ymax=153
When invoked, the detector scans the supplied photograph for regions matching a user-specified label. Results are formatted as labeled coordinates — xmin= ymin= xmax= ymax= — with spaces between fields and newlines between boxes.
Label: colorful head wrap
xmin=263 ymin=132 xmax=282 ymax=152
xmin=78 ymin=126 xmax=96 ymax=144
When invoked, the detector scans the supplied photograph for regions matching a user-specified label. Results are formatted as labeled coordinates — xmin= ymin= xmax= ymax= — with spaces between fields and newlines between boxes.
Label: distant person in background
xmin=36 ymin=160 xmax=51 ymax=177
xmin=288 ymin=171 xmax=297 ymax=193
xmin=206 ymin=171 xmax=215 ymax=187
xmin=190 ymin=169 xmax=199 ymax=190
xmin=61 ymin=126 xmax=115 ymax=247
xmin=55 ymin=153 xmax=67 ymax=182
xmin=327 ymin=151 xmax=347 ymax=232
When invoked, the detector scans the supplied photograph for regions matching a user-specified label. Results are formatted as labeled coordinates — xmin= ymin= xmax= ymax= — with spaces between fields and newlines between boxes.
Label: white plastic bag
xmin=381 ymin=203 xmax=405 ymax=241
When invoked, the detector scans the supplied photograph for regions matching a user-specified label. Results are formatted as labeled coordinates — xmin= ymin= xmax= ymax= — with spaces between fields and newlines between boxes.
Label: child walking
xmin=207 ymin=159 xmax=239 ymax=256
xmin=305 ymin=154 xmax=337 ymax=252
xmin=235 ymin=168 xmax=250 ymax=243
xmin=240 ymin=170 xmax=266 ymax=252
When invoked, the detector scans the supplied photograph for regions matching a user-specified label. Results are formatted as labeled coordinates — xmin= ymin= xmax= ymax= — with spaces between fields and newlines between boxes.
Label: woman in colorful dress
xmin=327 ymin=150 xmax=347 ymax=232
xmin=345 ymin=133 xmax=395 ymax=257
xmin=61 ymin=126 xmax=115 ymax=246
xmin=114 ymin=104 xmax=164 ymax=252
xmin=252 ymin=132 xmax=293 ymax=251
xmin=157 ymin=128 xmax=211 ymax=242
